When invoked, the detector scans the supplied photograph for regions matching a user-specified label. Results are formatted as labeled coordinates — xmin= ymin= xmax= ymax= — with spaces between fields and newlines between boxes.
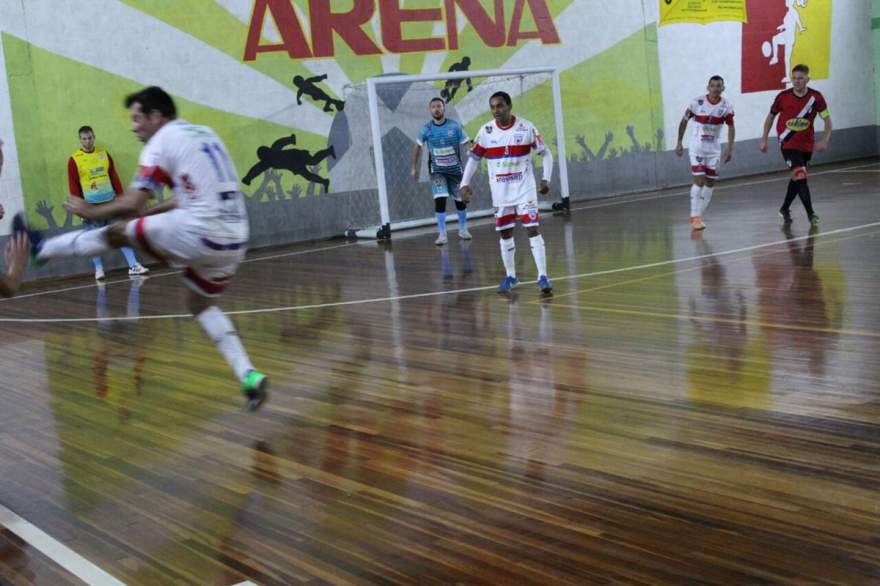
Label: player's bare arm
xmin=65 ymin=187 xmax=151 ymax=221
xmin=459 ymin=152 xmax=479 ymax=204
xmin=817 ymin=115 xmax=832 ymax=152
xmin=144 ymin=198 xmax=178 ymax=216
xmin=410 ymin=144 xmax=421 ymax=180
xmin=675 ymin=116 xmax=689 ymax=157
xmin=724 ymin=123 xmax=735 ymax=163
xmin=758 ymin=112 xmax=776 ymax=152
xmin=537 ymin=137 xmax=553 ymax=194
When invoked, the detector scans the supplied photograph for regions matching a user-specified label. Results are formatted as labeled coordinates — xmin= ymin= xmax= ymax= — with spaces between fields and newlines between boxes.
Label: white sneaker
xmin=128 ymin=263 xmax=149 ymax=276
xmin=458 ymin=228 xmax=472 ymax=240
xmin=95 ymin=267 xmax=105 ymax=281
xmin=434 ymin=234 xmax=448 ymax=246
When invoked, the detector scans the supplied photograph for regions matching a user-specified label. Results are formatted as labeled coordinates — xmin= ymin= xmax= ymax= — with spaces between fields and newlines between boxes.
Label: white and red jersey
xmin=469 ymin=116 xmax=550 ymax=207
xmin=133 ymin=119 xmax=248 ymax=245
xmin=684 ymin=95 xmax=734 ymax=155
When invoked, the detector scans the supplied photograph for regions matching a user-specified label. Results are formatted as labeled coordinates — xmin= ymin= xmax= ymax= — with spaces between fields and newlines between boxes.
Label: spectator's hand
xmin=459 ymin=185 xmax=472 ymax=204
xmin=0 ymin=203 xmax=4 ymax=220
xmin=242 ymin=176 xmax=252 ymax=186
xmin=758 ymin=138 xmax=768 ymax=153
xmin=539 ymin=180 xmax=550 ymax=195
xmin=64 ymin=197 xmax=96 ymax=220
xmin=605 ymin=131 xmax=614 ymax=143
xmin=675 ymin=143 xmax=684 ymax=157
xmin=626 ymin=125 xmax=635 ymax=136
xmin=723 ymin=145 xmax=733 ymax=163
xmin=816 ymin=140 xmax=828 ymax=152
xmin=5 ymin=232 xmax=29 ymax=275
xmin=410 ymin=167 xmax=418 ymax=182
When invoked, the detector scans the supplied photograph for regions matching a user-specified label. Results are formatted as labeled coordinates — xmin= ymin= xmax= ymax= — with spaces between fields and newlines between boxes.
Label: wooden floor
xmin=1 ymin=159 xmax=879 ymax=585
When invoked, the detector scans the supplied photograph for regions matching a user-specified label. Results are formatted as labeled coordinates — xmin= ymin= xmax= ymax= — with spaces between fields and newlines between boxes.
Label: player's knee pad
xmin=454 ymin=199 xmax=467 ymax=211
xmin=792 ymin=166 xmax=808 ymax=181
xmin=435 ymin=197 xmax=447 ymax=213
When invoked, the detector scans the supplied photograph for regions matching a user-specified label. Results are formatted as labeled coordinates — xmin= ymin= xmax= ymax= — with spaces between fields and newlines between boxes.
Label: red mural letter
xmin=444 ymin=0 xmax=506 ymax=50
xmin=244 ymin=0 xmax=312 ymax=61
xmin=309 ymin=0 xmax=382 ymax=58
xmin=380 ymin=0 xmax=445 ymax=53
xmin=507 ymin=0 xmax=560 ymax=46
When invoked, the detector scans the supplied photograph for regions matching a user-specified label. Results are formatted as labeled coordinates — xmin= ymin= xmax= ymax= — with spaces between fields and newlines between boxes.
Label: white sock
xmin=690 ymin=184 xmax=702 ymax=217
xmin=529 ymin=234 xmax=547 ymax=277
xmin=701 ymin=186 xmax=714 ymax=214
xmin=37 ymin=228 xmax=111 ymax=260
xmin=196 ymin=306 xmax=254 ymax=382
xmin=500 ymin=237 xmax=516 ymax=278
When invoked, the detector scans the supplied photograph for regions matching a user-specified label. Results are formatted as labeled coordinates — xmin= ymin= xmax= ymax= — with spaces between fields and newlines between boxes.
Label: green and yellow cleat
xmin=242 ymin=370 xmax=269 ymax=411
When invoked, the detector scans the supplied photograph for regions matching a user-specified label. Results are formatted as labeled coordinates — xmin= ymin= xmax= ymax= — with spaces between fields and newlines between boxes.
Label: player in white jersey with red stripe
xmin=460 ymin=91 xmax=554 ymax=295
xmin=13 ymin=86 xmax=268 ymax=410
xmin=675 ymin=75 xmax=736 ymax=231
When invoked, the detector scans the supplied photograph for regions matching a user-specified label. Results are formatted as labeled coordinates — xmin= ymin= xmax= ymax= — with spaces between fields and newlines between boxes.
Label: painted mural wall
xmin=0 ymin=1 xmax=874 ymax=249
xmin=874 ymin=0 xmax=880 ymax=126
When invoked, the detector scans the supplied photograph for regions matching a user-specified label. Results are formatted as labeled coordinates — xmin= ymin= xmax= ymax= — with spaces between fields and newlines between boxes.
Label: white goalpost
xmin=358 ymin=66 xmax=570 ymax=239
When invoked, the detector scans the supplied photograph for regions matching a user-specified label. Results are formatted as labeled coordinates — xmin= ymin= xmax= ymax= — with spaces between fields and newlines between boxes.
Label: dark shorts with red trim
xmin=781 ymin=149 xmax=812 ymax=170
xmin=126 ymin=210 xmax=246 ymax=297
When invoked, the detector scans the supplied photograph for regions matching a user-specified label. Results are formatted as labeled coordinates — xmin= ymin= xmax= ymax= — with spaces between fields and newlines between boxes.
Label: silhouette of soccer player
xmin=293 ymin=74 xmax=344 ymax=112
xmin=242 ymin=134 xmax=335 ymax=193
xmin=440 ymin=57 xmax=473 ymax=103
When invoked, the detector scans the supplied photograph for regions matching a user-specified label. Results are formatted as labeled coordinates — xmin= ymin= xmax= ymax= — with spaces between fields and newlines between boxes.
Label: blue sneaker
xmin=537 ymin=275 xmax=553 ymax=295
xmin=497 ymin=275 xmax=520 ymax=293
xmin=12 ymin=213 xmax=46 ymax=266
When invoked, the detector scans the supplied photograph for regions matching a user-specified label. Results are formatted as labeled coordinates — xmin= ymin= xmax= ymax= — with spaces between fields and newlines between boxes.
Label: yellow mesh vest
xmin=72 ymin=148 xmax=115 ymax=203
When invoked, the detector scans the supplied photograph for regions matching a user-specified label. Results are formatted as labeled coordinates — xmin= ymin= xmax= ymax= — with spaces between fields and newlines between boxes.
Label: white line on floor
xmin=0 ymin=503 xmax=126 ymax=585
xmin=1 ymin=219 xmax=877 ymax=323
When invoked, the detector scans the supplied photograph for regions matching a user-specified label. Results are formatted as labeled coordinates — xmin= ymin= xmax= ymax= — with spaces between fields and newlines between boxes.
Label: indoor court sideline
xmin=1 ymin=159 xmax=879 ymax=584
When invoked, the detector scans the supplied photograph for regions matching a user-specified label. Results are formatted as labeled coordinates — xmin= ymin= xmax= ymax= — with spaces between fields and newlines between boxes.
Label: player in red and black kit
xmin=759 ymin=64 xmax=832 ymax=226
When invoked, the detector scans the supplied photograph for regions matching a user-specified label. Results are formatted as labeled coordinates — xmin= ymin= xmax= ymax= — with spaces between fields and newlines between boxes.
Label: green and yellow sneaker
xmin=242 ymin=370 xmax=269 ymax=411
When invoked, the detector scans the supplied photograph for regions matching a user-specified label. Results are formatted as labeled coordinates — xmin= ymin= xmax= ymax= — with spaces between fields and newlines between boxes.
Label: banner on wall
xmin=741 ymin=0 xmax=831 ymax=93
xmin=659 ymin=0 xmax=748 ymax=26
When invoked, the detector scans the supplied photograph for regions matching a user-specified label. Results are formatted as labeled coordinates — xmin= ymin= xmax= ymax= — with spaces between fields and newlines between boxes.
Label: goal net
xmin=330 ymin=67 xmax=569 ymax=239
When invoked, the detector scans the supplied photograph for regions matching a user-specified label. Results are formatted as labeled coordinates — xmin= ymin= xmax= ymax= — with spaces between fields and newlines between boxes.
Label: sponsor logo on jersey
xmin=514 ymin=133 xmax=526 ymax=144
xmin=496 ymin=172 xmax=523 ymax=183
xmin=485 ymin=125 xmax=493 ymax=134
xmin=786 ymin=117 xmax=811 ymax=132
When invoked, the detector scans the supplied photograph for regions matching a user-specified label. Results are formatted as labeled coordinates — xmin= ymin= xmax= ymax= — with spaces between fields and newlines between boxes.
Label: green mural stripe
xmin=872 ymin=17 xmax=880 ymax=29
xmin=4 ymin=34 xmax=320 ymax=229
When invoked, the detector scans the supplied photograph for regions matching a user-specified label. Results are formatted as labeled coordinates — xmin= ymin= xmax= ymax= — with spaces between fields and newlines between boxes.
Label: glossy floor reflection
xmin=0 ymin=160 xmax=879 ymax=584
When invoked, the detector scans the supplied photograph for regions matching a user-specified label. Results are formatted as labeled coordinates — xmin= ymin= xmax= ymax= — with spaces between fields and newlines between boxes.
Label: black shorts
xmin=781 ymin=149 xmax=812 ymax=169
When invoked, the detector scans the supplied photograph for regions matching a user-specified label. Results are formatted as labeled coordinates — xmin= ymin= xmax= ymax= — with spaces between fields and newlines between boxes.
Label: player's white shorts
xmin=690 ymin=151 xmax=720 ymax=178
xmin=495 ymin=201 xmax=539 ymax=231
xmin=125 ymin=209 xmax=247 ymax=297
